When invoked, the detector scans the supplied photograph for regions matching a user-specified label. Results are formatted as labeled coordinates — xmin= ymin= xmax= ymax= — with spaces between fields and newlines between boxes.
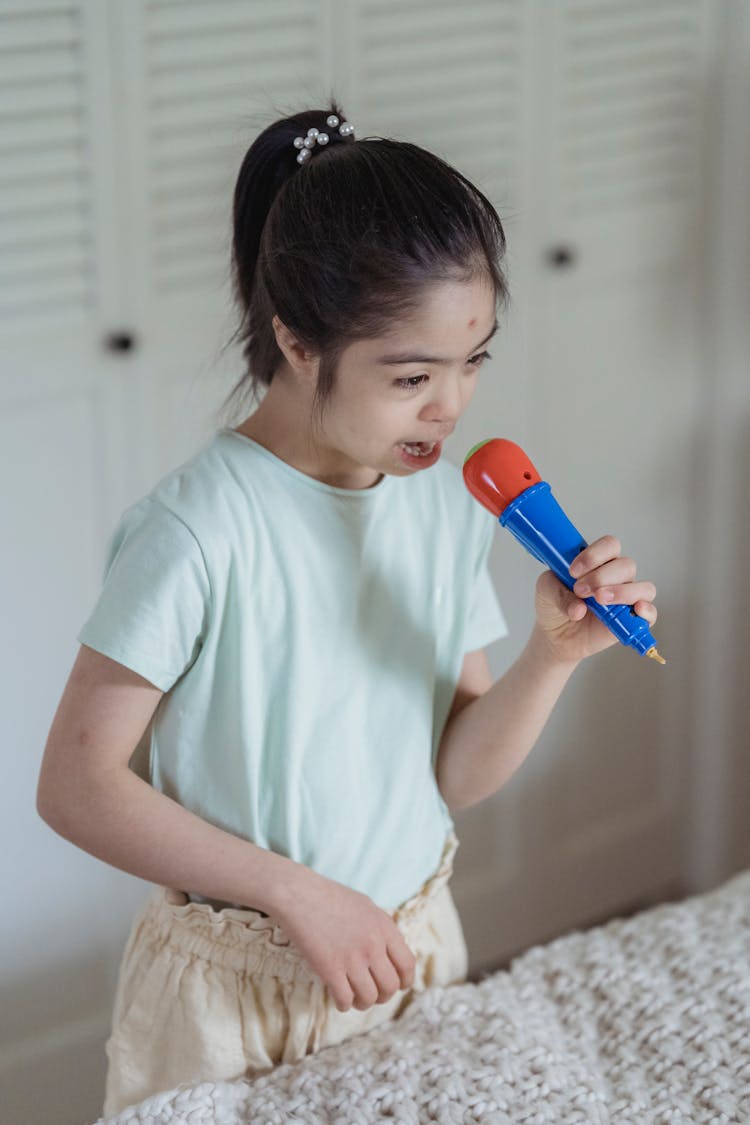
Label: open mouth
xmin=398 ymin=441 xmax=437 ymax=457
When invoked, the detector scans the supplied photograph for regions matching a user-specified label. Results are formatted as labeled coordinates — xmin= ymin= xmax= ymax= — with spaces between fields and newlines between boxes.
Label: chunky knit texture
xmin=95 ymin=869 xmax=750 ymax=1124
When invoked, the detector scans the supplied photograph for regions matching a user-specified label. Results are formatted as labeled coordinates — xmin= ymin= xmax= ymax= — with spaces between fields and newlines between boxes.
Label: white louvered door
xmin=510 ymin=0 xmax=718 ymax=957
xmin=0 ymin=0 xmax=147 ymax=1010
xmin=106 ymin=0 xmax=336 ymax=494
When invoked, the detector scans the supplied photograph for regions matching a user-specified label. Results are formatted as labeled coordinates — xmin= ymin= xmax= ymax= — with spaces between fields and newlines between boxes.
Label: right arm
xmin=37 ymin=644 xmax=415 ymax=1011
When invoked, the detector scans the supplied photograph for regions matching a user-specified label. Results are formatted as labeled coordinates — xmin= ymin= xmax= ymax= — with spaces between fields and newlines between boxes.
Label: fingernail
xmin=575 ymin=583 xmax=591 ymax=597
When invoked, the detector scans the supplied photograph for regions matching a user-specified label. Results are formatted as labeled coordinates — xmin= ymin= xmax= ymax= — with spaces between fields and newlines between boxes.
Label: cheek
xmin=340 ymin=397 xmax=400 ymax=443
xmin=356 ymin=396 xmax=405 ymax=433
xmin=463 ymin=373 xmax=480 ymax=406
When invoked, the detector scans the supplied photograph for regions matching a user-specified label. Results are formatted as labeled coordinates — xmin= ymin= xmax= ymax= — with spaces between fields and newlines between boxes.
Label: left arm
xmin=436 ymin=628 xmax=577 ymax=811
xmin=436 ymin=535 xmax=658 ymax=812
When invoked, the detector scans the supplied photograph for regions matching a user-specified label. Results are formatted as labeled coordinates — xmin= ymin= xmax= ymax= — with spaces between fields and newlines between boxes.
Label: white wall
xmin=688 ymin=1 xmax=750 ymax=887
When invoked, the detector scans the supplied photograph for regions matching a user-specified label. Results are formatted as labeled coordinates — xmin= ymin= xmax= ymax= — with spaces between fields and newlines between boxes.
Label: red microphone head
xmin=462 ymin=438 xmax=542 ymax=517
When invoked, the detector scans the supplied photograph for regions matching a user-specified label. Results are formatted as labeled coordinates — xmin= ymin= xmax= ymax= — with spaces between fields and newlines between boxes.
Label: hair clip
xmin=293 ymin=116 xmax=355 ymax=164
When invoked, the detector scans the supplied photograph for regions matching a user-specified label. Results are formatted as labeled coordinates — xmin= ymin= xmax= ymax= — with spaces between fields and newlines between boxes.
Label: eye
xmin=468 ymin=350 xmax=491 ymax=367
xmin=395 ymin=373 xmax=429 ymax=390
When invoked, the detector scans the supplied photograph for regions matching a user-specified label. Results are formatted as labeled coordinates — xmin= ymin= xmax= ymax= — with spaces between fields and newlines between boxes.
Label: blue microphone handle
xmin=500 ymin=481 xmax=658 ymax=656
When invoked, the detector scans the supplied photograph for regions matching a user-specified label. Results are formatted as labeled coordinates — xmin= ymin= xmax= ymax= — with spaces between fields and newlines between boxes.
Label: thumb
xmin=535 ymin=570 xmax=587 ymax=627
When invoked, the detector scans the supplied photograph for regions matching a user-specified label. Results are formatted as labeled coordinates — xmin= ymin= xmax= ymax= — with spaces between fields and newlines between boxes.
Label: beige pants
xmin=103 ymin=834 xmax=467 ymax=1118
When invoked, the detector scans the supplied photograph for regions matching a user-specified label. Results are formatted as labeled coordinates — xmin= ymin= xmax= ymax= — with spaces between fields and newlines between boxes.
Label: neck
xmin=234 ymin=372 xmax=309 ymax=456
xmin=233 ymin=374 xmax=382 ymax=490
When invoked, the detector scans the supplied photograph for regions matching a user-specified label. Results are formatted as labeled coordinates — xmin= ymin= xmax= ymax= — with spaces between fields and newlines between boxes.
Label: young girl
xmin=37 ymin=103 xmax=658 ymax=1118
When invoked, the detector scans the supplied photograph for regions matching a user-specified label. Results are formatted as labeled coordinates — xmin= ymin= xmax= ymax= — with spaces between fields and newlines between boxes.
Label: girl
xmin=37 ymin=103 xmax=658 ymax=1118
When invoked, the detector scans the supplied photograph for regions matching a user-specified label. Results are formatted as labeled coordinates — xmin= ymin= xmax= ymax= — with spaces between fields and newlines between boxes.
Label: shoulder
xmin=102 ymin=493 xmax=210 ymax=595
xmin=101 ymin=433 xmax=250 ymax=574
xmin=134 ymin=430 xmax=271 ymax=546
xmin=146 ymin=434 xmax=236 ymax=520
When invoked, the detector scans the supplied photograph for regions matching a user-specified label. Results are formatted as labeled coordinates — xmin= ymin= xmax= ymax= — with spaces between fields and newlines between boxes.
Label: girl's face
xmin=313 ymin=276 xmax=498 ymax=489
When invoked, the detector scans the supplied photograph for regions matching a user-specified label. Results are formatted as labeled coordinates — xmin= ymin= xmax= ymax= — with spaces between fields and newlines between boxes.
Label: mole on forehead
xmin=469 ymin=318 xmax=477 ymax=327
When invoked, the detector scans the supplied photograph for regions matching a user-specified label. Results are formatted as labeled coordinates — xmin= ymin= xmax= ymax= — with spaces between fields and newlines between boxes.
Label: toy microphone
xmin=463 ymin=438 xmax=665 ymax=664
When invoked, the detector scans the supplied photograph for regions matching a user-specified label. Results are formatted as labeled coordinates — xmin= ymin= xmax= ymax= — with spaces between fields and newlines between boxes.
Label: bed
xmin=94 ymin=867 xmax=750 ymax=1124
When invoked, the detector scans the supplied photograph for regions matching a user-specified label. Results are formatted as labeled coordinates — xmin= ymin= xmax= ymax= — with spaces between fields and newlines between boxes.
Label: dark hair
xmin=222 ymin=100 xmax=510 ymax=423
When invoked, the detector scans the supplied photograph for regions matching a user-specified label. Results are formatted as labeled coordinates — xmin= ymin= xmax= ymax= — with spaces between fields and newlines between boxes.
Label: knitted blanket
xmin=96 ymin=869 xmax=750 ymax=1124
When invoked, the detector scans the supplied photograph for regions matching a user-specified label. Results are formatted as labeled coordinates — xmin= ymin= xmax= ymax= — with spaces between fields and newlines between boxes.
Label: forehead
xmin=351 ymin=277 xmax=497 ymax=362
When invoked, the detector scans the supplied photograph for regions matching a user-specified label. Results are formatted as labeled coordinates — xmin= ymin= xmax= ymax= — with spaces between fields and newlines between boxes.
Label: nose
xmin=419 ymin=373 xmax=464 ymax=427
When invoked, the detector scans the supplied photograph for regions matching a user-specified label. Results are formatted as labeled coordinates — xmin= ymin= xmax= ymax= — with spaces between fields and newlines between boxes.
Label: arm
xmin=37 ymin=645 xmax=305 ymax=912
xmin=37 ymin=644 xmax=415 ymax=1011
xmin=437 ymin=536 xmax=659 ymax=812
xmin=436 ymin=629 xmax=577 ymax=811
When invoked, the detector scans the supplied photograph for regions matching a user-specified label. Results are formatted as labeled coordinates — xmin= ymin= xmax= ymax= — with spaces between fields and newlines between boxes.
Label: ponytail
xmin=230 ymin=103 xmax=354 ymax=312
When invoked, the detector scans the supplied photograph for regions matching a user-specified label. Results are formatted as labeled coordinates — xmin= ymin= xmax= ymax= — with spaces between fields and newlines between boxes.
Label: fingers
xmin=569 ymin=535 xmax=622 ymax=578
xmin=292 ymin=878 xmax=418 ymax=1015
xmin=329 ymin=976 xmax=355 ymax=1013
xmin=348 ymin=956 xmax=403 ymax=1011
xmin=566 ymin=595 xmax=588 ymax=622
xmin=568 ymin=536 xmax=656 ymax=609
xmin=387 ymin=935 xmax=416 ymax=992
xmin=339 ymin=959 xmax=405 ymax=1012
xmin=331 ymin=929 xmax=416 ymax=1013
xmin=574 ymin=577 xmax=657 ymax=607
xmin=633 ymin=599 xmax=658 ymax=624
xmin=346 ymin=964 xmax=382 ymax=1011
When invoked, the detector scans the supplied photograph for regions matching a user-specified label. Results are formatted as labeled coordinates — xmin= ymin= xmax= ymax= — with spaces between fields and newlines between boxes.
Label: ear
xmin=272 ymin=315 xmax=319 ymax=379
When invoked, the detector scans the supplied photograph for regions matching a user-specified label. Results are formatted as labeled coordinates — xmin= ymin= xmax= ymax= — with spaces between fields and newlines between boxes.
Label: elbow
xmin=36 ymin=760 xmax=53 ymax=823
xmin=36 ymin=777 xmax=94 ymax=847
xmin=37 ymin=747 xmax=127 ymax=846
xmin=36 ymin=751 xmax=85 ymax=840
xmin=439 ymin=788 xmax=472 ymax=815
xmin=36 ymin=769 xmax=67 ymax=835
xmin=436 ymin=767 xmax=469 ymax=816
xmin=436 ymin=754 xmax=484 ymax=814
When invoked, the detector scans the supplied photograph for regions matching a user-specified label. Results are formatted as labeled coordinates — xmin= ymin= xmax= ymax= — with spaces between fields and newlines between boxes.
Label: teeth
xmin=401 ymin=442 xmax=436 ymax=456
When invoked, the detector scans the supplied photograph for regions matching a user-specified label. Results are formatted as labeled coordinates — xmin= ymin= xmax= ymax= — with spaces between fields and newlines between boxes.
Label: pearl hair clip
xmin=293 ymin=114 xmax=355 ymax=164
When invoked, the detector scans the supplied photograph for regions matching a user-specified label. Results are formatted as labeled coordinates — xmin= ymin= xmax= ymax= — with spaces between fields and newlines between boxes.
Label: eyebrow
xmin=376 ymin=319 xmax=499 ymax=366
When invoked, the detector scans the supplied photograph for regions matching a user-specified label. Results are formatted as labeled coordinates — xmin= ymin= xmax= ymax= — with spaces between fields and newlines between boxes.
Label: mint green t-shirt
xmin=78 ymin=430 xmax=508 ymax=911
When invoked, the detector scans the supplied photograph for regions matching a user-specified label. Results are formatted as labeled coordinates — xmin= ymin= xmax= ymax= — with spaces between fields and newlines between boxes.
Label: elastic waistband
xmin=392 ymin=831 xmax=458 ymax=930
xmin=135 ymin=833 xmax=458 ymax=984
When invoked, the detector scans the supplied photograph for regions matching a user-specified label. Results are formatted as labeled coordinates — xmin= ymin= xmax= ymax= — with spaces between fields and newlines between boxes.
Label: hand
xmin=273 ymin=868 xmax=416 ymax=1012
xmin=533 ymin=534 xmax=658 ymax=665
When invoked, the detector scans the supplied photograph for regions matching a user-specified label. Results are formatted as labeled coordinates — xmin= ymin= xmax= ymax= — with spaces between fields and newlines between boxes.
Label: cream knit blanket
xmin=97 ymin=869 xmax=750 ymax=1124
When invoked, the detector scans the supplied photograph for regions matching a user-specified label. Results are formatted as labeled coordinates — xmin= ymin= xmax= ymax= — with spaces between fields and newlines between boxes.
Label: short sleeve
xmin=77 ymin=498 xmax=211 ymax=692
xmin=462 ymin=512 xmax=509 ymax=653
